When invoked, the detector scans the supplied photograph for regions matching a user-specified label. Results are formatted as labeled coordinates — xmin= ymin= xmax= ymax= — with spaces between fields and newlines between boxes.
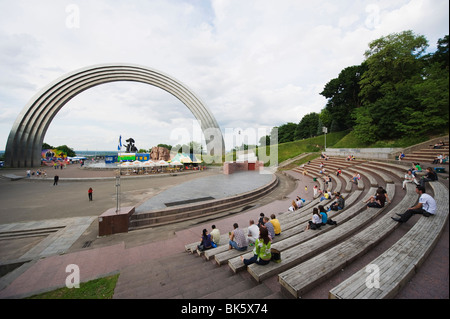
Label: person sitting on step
xmin=391 ymin=185 xmax=436 ymax=223
xmin=197 ymin=229 xmax=212 ymax=251
xmin=228 ymin=223 xmax=248 ymax=251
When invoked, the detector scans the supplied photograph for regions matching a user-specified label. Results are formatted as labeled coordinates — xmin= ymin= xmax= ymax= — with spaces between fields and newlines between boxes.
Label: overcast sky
xmin=0 ymin=0 xmax=448 ymax=152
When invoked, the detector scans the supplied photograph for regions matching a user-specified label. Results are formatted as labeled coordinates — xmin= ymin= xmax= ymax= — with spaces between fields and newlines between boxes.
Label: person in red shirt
xmin=88 ymin=187 xmax=93 ymax=201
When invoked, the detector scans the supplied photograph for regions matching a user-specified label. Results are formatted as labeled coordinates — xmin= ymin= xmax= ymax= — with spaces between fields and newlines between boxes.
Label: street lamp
xmin=115 ymin=170 xmax=121 ymax=213
xmin=322 ymin=127 xmax=328 ymax=151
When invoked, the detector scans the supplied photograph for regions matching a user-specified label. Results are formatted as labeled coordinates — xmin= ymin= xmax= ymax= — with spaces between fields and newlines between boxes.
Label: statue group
xmin=125 ymin=138 xmax=138 ymax=153
xmin=123 ymin=138 xmax=170 ymax=161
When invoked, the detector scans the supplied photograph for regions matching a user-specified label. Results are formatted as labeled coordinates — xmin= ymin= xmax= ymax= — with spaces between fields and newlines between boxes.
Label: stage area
xmin=135 ymin=170 xmax=275 ymax=213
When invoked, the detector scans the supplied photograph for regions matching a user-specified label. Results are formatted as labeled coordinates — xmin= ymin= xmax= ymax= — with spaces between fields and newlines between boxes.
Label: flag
xmin=118 ymin=135 xmax=122 ymax=151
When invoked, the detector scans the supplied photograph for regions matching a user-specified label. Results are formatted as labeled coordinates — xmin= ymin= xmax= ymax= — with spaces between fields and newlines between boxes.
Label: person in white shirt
xmin=313 ymin=185 xmax=319 ymax=198
xmin=402 ymin=170 xmax=418 ymax=190
xmin=210 ymin=225 xmax=220 ymax=245
xmin=392 ymin=185 xmax=437 ymax=223
xmin=247 ymin=220 xmax=260 ymax=245
xmin=295 ymin=196 xmax=304 ymax=208
xmin=306 ymin=208 xmax=323 ymax=230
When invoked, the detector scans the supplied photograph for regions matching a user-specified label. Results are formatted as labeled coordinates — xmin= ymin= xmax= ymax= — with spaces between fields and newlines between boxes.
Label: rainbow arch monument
xmin=4 ymin=64 xmax=225 ymax=168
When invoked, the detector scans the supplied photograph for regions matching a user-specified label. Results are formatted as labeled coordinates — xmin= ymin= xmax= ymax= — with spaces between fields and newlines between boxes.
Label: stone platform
xmin=135 ymin=170 xmax=275 ymax=212
xmin=129 ymin=170 xmax=277 ymax=229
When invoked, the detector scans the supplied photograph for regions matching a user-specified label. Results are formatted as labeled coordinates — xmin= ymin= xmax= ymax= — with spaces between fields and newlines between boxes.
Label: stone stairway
xmin=113 ymin=251 xmax=284 ymax=299
xmin=402 ymin=138 xmax=449 ymax=164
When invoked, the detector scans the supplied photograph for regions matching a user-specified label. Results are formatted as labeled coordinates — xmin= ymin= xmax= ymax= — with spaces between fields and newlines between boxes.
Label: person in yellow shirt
xmin=270 ymin=214 xmax=281 ymax=236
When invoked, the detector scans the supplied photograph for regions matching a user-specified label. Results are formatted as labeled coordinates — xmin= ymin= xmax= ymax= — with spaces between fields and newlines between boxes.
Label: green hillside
xmin=258 ymin=129 xmax=449 ymax=169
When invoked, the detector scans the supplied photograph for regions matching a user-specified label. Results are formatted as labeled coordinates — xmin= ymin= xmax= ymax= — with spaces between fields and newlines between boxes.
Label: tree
xmin=319 ymin=108 xmax=332 ymax=130
xmin=423 ymin=35 xmax=449 ymax=70
xmin=316 ymin=118 xmax=324 ymax=136
xmin=42 ymin=142 xmax=53 ymax=150
xmin=355 ymin=30 xmax=430 ymax=142
xmin=409 ymin=36 xmax=449 ymax=136
xmin=296 ymin=113 xmax=319 ymax=139
xmin=42 ymin=143 xmax=76 ymax=157
xmin=352 ymin=107 xmax=378 ymax=144
xmin=55 ymin=145 xmax=76 ymax=157
xmin=360 ymin=30 xmax=428 ymax=104
xmin=277 ymin=122 xmax=298 ymax=144
xmin=321 ymin=65 xmax=365 ymax=131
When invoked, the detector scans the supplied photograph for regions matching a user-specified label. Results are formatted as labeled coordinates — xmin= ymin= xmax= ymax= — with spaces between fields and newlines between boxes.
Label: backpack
xmin=271 ymin=248 xmax=281 ymax=263
xmin=327 ymin=219 xmax=337 ymax=226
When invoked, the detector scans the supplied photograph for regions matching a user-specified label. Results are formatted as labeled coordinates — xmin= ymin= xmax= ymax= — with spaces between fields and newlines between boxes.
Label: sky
xmin=0 ymin=0 xmax=448 ymax=153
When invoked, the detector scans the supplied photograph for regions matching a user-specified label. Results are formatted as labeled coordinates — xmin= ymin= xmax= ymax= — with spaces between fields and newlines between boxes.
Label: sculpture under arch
xmin=4 ymin=64 xmax=225 ymax=168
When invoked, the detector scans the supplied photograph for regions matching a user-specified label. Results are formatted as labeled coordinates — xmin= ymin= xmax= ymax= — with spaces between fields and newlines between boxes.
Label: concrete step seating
xmin=218 ymin=189 xmax=361 ymax=267
xmin=296 ymin=158 xmax=366 ymax=193
xmin=185 ymin=158 xmax=358 ymax=260
xmin=193 ymin=194 xmax=332 ymax=260
xmin=292 ymin=166 xmax=343 ymax=194
xmin=403 ymin=139 xmax=449 ymax=164
xmin=184 ymin=165 xmax=339 ymax=257
xmin=328 ymin=181 xmax=449 ymax=299
xmin=277 ymin=181 xmax=414 ymax=298
xmin=113 ymin=251 xmax=277 ymax=299
xmin=179 ymin=154 xmax=446 ymax=299
xmin=292 ymin=166 xmax=352 ymax=193
xmin=227 ymin=189 xmax=364 ymax=274
xmin=245 ymin=185 xmax=392 ymax=284
xmin=191 ymin=158 xmax=391 ymax=272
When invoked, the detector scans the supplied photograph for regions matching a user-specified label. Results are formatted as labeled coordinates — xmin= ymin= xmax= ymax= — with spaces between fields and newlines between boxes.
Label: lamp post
xmin=115 ymin=170 xmax=121 ymax=213
xmin=322 ymin=127 xmax=328 ymax=151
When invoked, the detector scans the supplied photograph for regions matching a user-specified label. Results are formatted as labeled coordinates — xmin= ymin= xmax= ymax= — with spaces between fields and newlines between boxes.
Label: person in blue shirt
xmin=197 ymin=229 xmax=212 ymax=251
xmin=319 ymin=205 xmax=338 ymax=226
xmin=318 ymin=205 xmax=328 ymax=225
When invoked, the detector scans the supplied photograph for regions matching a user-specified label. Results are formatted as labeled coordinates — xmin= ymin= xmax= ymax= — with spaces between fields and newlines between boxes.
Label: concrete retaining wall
xmin=325 ymin=148 xmax=402 ymax=160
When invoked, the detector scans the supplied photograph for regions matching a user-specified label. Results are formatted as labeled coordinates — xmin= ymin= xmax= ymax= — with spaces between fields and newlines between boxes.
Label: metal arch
xmin=4 ymin=64 xmax=225 ymax=167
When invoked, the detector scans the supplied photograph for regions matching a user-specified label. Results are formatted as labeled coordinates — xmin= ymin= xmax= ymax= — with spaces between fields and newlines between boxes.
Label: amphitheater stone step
xmin=113 ymin=251 xmax=277 ymax=299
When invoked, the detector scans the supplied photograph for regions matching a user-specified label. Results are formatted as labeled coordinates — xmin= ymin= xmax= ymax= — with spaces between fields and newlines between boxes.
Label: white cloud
xmin=0 ymin=0 xmax=448 ymax=152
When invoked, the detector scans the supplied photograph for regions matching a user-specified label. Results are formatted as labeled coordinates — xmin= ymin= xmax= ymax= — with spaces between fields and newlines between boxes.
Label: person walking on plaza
xmin=88 ymin=187 xmax=93 ymax=201
xmin=391 ymin=185 xmax=436 ymax=223
xmin=53 ymin=175 xmax=59 ymax=186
